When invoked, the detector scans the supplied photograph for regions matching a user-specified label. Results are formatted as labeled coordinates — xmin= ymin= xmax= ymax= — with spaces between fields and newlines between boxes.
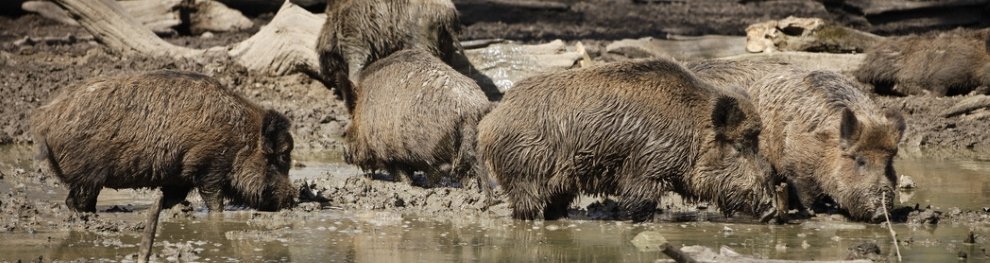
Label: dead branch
xmin=138 ymin=192 xmax=166 ymax=263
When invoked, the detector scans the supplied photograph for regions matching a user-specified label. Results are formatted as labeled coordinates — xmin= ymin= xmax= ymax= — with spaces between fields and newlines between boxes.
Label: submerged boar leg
xmin=160 ymin=186 xmax=192 ymax=209
xmin=508 ymin=188 xmax=544 ymax=220
xmin=543 ymin=193 xmax=576 ymax=220
xmin=66 ymin=185 xmax=100 ymax=212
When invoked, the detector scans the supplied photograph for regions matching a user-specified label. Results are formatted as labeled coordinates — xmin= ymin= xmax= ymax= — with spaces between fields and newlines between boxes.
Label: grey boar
xmin=691 ymin=60 xmax=906 ymax=222
xmin=316 ymin=0 xmax=467 ymax=112
xmin=855 ymin=29 xmax=990 ymax=96
xmin=31 ymin=70 xmax=297 ymax=213
xmin=476 ymin=58 xmax=781 ymax=222
xmin=345 ymin=49 xmax=491 ymax=190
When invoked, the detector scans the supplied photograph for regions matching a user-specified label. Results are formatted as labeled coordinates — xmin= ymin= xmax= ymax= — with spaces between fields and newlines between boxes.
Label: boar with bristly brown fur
xmin=317 ymin=0 xmax=467 ymax=113
xmin=31 ymin=70 xmax=297 ymax=213
xmin=345 ymin=49 xmax=491 ymax=191
xmin=855 ymin=29 xmax=990 ymax=96
xmin=477 ymin=58 xmax=782 ymax=223
xmin=690 ymin=60 xmax=906 ymax=222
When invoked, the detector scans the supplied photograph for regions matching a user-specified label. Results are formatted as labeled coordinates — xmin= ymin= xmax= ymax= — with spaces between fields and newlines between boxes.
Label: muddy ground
xmin=1 ymin=0 xmax=990 ymax=261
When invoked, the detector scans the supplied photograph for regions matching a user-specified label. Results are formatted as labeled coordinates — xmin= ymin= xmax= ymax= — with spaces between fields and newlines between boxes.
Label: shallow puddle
xmin=1 ymin=145 xmax=989 ymax=262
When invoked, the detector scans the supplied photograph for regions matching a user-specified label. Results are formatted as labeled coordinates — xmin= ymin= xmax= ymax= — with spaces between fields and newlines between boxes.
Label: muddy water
xmin=1 ymin=145 xmax=988 ymax=262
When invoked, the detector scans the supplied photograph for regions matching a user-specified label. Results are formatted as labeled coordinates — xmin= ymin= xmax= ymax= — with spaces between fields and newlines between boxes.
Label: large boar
xmin=855 ymin=29 xmax=990 ymax=96
xmin=31 ymin=70 xmax=297 ymax=213
xmin=476 ymin=58 xmax=781 ymax=222
xmin=345 ymin=49 xmax=491 ymax=191
xmin=690 ymin=60 xmax=906 ymax=222
xmin=316 ymin=0 xmax=467 ymax=112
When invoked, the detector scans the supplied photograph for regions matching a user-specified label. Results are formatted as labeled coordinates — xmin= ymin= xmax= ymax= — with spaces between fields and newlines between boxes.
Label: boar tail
xmin=453 ymin=118 xmax=492 ymax=198
xmin=34 ymin=135 xmax=65 ymax=179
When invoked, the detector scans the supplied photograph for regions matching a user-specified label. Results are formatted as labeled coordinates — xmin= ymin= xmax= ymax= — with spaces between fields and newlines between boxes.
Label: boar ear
xmin=711 ymin=96 xmax=746 ymax=140
xmin=839 ymin=108 xmax=860 ymax=149
xmin=262 ymin=109 xmax=292 ymax=155
xmin=885 ymin=109 xmax=906 ymax=139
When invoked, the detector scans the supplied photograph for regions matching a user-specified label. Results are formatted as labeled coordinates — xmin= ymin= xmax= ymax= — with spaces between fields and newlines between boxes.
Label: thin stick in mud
xmin=881 ymin=194 xmax=902 ymax=261
xmin=139 ymin=192 xmax=165 ymax=263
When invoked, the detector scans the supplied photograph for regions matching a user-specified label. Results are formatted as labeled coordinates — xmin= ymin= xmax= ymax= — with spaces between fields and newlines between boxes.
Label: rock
xmin=846 ymin=241 xmax=882 ymax=261
xmin=897 ymin=175 xmax=915 ymax=189
xmin=907 ymin=209 xmax=941 ymax=225
xmin=630 ymin=231 xmax=668 ymax=252
xmin=200 ymin=32 xmax=215 ymax=39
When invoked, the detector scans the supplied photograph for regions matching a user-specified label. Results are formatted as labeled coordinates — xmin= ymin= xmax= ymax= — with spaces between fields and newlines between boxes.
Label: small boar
xmin=691 ymin=60 xmax=906 ymax=222
xmin=31 ymin=70 xmax=297 ymax=213
xmin=317 ymin=0 xmax=467 ymax=112
xmin=345 ymin=49 xmax=491 ymax=190
xmin=855 ymin=29 xmax=990 ymax=96
xmin=476 ymin=58 xmax=781 ymax=222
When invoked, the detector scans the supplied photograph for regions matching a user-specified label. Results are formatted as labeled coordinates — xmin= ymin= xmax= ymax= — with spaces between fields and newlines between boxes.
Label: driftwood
xmin=117 ymin=0 xmax=184 ymax=35
xmin=51 ymin=0 xmax=316 ymax=75
xmin=21 ymin=1 xmax=78 ymax=26
xmin=721 ymin=52 xmax=866 ymax=74
xmin=746 ymin=17 xmax=883 ymax=54
xmin=464 ymin=40 xmax=585 ymax=92
xmin=27 ymin=0 xmax=252 ymax=35
xmin=941 ymin=95 xmax=990 ymax=118
xmin=606 ymin=35 xmax=747 ymax=61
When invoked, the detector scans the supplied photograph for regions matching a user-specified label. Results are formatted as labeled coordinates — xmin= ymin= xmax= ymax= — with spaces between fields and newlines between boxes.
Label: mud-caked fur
xmin=855 ymin=29 xmax=990 ymax=96
xmin=477 ymin=58 xmax=780 ymax=222
xmin=693 ymin=60 xmax=906 ymax=222
xmin=345 ymin=49 xmax=491 ymax=191
xmin=317 ymin=0 xmax=467 ymax=113
xmin=31 ymin=70 xmax=298 ymax=213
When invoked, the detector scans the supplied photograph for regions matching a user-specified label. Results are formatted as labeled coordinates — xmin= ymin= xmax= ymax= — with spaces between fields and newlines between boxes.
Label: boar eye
xmin=855 ymin=156 xmax=867 ymax=168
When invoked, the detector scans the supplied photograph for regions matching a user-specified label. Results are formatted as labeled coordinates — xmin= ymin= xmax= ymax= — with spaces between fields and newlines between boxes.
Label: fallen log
xmin=606 ymin=35 xmax=747 ymax=61
xmin=721 ymin=52 xmax=866 ymax=74
xmin=464 ymin=40 xmax=585 ymax=92
xmin=21 ymin=1 xmax=78 ymax=26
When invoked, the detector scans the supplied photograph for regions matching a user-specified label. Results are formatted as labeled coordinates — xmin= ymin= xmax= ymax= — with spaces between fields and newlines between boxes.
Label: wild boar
xmin=855 ymin=29 xmax=990 ymax=96
xmin=345 ymin=49 xmax=491 ymax=191
xmin=316 ymin=0 xmax=468 ymax=112
xmin=31 ymin=70 xmax=297 ymax=213
xmin=690 ymin=60 xmax=906 ymax=222
xmin=476 ymin=58 xmax=781 ymax=222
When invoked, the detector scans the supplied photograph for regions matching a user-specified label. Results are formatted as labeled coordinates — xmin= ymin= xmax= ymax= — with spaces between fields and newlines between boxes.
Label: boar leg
xmin=508 ymin=187 xmax=544 ymax=220
xmin=388 ymin=168 xmax=415 ymax=185
xmin=160 ymin=186 xmax=192 ymax=209
xmin=618 ymin=186 xmax=659 ymax=222
xmin=66 ymin=185 xmax=100 ymax=212
xmin=543 ymin=193 xmax=576 ymax=220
